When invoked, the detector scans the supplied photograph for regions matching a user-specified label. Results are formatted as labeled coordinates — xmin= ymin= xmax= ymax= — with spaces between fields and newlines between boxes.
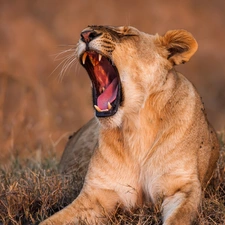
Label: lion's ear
xmin=159 ymin=30 xmax=198 ymax=65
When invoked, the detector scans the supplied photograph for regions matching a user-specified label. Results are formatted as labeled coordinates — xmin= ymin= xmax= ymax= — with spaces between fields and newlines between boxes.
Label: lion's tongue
xmin=97 ymin=78 xmax=118 ymax=110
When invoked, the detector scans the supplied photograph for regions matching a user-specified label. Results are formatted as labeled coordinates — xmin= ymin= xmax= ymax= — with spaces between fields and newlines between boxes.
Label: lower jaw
xmin=95 ymin=107 xmax=118 ymax=117
xmin=97 ymin=108 xmax=123 ymax=128
xmin=93 ymin=91 xmax=122 ymax=117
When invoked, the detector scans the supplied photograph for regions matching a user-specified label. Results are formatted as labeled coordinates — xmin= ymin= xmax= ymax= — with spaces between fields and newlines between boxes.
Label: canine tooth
xmin=98 ymin=54 xmax=102 ymax=62
xmin=82 ymin=52 xmax=88 ymax=64
xmin=94 ymin=105 xmax=101 ymax=112
xmin=102 ymin=87 xmax=105 ymax=92
xmin=94 ymin=105 xmax=109 ymax=112
xmin=107 ymin=102 xmax=112 ymax=110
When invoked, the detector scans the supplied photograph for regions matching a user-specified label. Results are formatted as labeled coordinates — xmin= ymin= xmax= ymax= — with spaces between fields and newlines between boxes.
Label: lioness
xmin=41 ymin=26 xmax=219 ymax=225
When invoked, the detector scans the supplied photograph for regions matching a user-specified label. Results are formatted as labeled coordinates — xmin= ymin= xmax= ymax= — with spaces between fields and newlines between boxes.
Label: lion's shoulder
xmin=59 ymin=117 xmax=99 ymax=175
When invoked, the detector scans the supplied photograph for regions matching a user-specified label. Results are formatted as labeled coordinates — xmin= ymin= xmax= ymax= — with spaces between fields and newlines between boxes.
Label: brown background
xmin=0 ymin=0 xmax=224 ymax=165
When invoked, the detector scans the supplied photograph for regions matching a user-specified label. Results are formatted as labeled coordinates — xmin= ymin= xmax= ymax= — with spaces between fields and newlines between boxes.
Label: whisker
xmin=59 ymin=58 xmax=77 ymax=82
xmin=58 ymin=54 xmax=77 ymax=82
xmin=74 ymin=60 xmax=80 ymax=75
xmin=65 ymin=57 xmax=77 ymax=73
xmin=52 ymin=48 xmax=75 ymax=61
xmin=50 ymin=43 xmax=80 ymax=81
xmin=57 ymin=44 xmax=77 ymax=47
xmin=50 ymin=53 xmax=75 ymax=79
xmin=58 ymin=55 xmax=74 ymax=80
xmin=61 ymin=54 xmax=76 ymax=71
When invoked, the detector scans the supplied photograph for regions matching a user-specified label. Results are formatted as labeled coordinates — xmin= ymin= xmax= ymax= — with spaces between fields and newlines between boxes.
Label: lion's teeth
xmin=107 ymin=102 xmax=112 ymax=110
xmin=94 ymin=105 xmax=101 ymax=112
xmin=98 ymin=54 xmax=102 ymax=62
xmin=82 ymin=52 xmax=88 ymax=64
xmin=94 ymin=105 xmax=109 ymax=112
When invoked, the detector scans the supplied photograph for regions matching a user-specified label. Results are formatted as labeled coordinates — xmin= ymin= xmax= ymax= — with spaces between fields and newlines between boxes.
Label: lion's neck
xmin=99 ymin=107 xmax=160 ymax=162
xmin=99 ymin=70 xmax=179 ymax=160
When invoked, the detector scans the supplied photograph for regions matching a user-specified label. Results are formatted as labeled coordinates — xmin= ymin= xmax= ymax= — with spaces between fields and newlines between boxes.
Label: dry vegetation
xmin=0 ymin=132 xmax=224 ymax=225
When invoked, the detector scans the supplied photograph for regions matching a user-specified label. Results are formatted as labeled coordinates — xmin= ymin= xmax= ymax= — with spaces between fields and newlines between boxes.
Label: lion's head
xmin=77 ymin=26 xmax=198 ymax=128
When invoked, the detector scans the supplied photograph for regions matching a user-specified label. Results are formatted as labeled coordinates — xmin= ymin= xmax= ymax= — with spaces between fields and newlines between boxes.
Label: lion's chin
xmin=97 ymin=107 xmax=124 ymax=129
xmin=80 ymin=51 xmax=123 ymax=118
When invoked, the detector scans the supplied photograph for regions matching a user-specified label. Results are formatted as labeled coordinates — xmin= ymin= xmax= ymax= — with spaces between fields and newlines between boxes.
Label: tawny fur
xmin=40 ymin=26 xmax=219 ymax=225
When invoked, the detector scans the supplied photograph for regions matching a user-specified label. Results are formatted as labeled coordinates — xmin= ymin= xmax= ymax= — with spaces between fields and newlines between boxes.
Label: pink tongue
xmin=97 ymin=78 xmax=118 ymax=110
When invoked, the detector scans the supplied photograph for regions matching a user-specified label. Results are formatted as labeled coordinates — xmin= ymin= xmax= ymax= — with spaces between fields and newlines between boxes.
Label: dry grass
xmin=0 ymin=133 xmax=224 ymax=225
xmin=0 ymin=155 xmax=84 ymax=225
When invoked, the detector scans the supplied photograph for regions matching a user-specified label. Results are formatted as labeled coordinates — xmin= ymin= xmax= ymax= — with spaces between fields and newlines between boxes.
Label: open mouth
xmin=80 ymin=51 xmax=122 ymax=117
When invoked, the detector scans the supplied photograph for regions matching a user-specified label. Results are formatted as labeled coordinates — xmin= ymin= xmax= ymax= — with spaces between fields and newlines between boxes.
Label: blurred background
xmin=0 ymin=0 xmax=224 ymax=165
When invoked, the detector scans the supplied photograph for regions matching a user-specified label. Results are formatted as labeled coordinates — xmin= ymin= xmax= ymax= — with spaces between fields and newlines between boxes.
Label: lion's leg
xmin=162 ymin=181 xmax=201 ymax=225
xmin=40 ymin=188 xmax=119 ymax=225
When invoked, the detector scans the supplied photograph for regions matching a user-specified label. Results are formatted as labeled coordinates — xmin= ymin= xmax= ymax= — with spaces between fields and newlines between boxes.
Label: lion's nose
xmin=80 ymin=30 xmax=100 ymax=43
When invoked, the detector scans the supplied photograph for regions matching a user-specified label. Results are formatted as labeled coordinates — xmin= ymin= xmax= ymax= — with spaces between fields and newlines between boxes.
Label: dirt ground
xmin=0 ymin=0 xmax=224 ymax=164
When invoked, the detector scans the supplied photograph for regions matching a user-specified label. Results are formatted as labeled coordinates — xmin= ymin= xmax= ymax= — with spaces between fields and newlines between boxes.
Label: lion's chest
xmin=121 ymin=130 xmax=164 ymax=204
xmin=122 ymin=131 xmax=188 ymax=205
